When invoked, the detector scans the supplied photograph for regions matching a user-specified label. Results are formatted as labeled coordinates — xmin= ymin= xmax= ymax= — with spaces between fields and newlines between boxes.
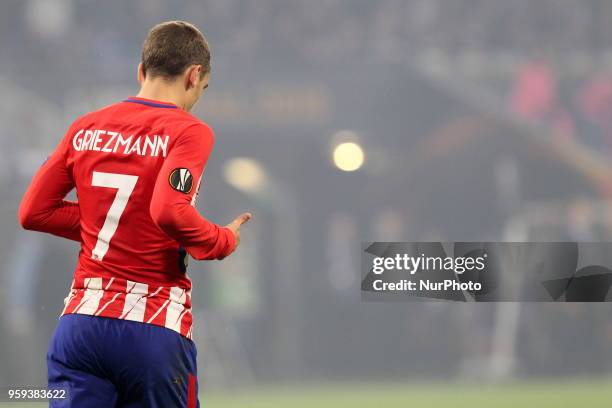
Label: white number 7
xmin=91 ymin=171 xmax=138 ymax=261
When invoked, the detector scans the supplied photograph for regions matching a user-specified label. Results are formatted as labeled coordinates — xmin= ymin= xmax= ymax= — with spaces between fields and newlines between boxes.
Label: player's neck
xmin=136 ymin=79 xmax=187 ymax=110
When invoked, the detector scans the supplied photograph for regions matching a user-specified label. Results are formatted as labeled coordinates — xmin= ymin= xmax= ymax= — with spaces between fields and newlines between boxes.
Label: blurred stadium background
xmin=3 ymin=0 xmax=612 ymax=406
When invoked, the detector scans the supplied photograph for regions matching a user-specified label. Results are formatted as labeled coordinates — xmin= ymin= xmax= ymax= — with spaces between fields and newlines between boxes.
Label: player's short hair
xmin=141 ymin=21 xmax=211 ymax=79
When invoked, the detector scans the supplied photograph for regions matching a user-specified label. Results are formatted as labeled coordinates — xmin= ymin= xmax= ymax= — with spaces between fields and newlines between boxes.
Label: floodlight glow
xmin=332 ymin=142 xmax=364 ymax=172
xmin=223 ymin=157 xmax=267 ymax=193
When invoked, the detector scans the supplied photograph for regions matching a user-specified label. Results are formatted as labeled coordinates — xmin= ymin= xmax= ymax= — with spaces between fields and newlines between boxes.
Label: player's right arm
xmin=149 ymin=123 xmax=250 ymax=260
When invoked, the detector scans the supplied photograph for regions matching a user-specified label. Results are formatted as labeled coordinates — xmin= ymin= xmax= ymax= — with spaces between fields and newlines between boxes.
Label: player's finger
xmin=233 ymin=212 xmax=252 ymax=226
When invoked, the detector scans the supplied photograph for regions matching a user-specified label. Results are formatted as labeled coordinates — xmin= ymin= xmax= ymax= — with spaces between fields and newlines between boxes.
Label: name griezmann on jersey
xmin=72 ymin=129 xmax=170 ymax=157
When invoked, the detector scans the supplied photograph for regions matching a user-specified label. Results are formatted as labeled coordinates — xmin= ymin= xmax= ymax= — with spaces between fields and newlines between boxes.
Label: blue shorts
xmin=47 ymin=314 xmax=199 ymax=408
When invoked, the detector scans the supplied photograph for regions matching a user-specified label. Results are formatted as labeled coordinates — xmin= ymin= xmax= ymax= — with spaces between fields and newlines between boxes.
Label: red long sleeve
xmin=149 ymin=123 xmax=235 ymax=260
xmin=18 ymin=135 xmax=81 ymax=242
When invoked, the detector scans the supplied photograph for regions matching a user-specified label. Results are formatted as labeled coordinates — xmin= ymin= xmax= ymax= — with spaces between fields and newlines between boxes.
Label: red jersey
xmin=18 ymin=96 xmax=236 ymax=339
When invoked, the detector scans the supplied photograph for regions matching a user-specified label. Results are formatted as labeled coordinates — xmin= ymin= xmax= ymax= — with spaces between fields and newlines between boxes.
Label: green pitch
xmin=2 ymin=379 xmax=610 ymax=408
xmin=203 ymin=380 xmax=612 ymax=408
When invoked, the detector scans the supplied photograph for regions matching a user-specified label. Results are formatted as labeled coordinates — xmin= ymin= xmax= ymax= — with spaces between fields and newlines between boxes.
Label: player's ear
xmin=137 ymin=63 xmax=145 ymax=85
xmin=186 ymin=65 xmax=201 ymax=90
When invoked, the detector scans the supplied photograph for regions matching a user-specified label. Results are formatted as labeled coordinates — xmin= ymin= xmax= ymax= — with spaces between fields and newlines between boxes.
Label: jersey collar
xmin=124 ymin=97 xmax=178 ymax=109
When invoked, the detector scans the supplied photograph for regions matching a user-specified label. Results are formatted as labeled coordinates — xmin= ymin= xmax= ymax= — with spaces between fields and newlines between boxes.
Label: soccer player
xmin=18 ymin=21 xmax=251 ymax=407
